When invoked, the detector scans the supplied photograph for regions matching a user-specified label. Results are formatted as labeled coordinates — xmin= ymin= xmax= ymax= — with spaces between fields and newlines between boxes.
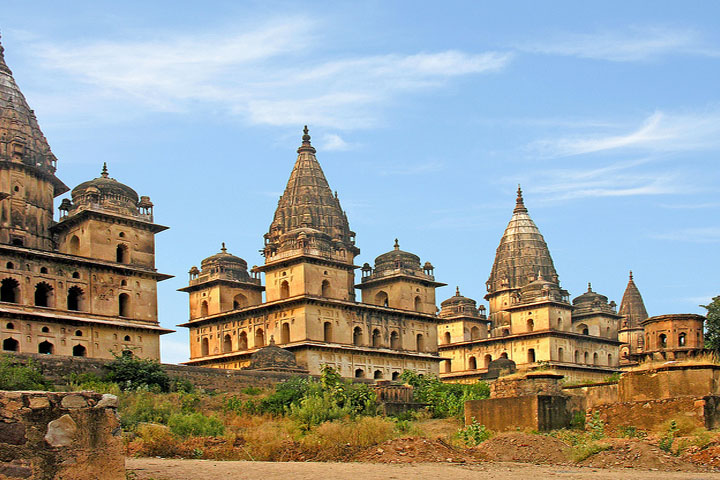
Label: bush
xmin=289 ymin=392 xmax=351 ymax=429
xmin=168 ymin=412 xmax=225 ymax=438
xmin=259 ymin=376 xmax=312 ymax=415
xmin=659 ymin=420 xmax=678 ymax=453
xmin=0 ymin=355 xmax=51 ymax=391
xmin=586 ymin=411 xmax=605 ymax=440
xmin=105 ymin=354 xmax=170 ymax=392
xmin=67 ymin=372 xmax=120 ymax=395
xmin=457 ymin=418 xmax=492 ymax=446
xmin=400 ymin=370 xmax=489 ymax=418
xmin=118 ymin=393 xmax=175 ymax=430
xmin=618 ymin=425 xmax=647 ymax=439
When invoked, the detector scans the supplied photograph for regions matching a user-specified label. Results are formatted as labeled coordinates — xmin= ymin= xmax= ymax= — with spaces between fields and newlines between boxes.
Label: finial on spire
xmin=629 ymin=270 xmax=633 ymax=281
xmin=297 ymin=125 xmax=316 ymax=153
xmin=537 ymin=269 xmax=543 ymax=281
xmin=221 ymin=242 xmax=227 ymax=253
xmin=302 ymin=125 xmax=311 ymax=143
xmin=513 ymin=184 xmax=528 ymax=213
xmin=394 ymin=238 xmax=399 ymax=250
xmin=455 ymin=286 xmax=460 ymax=296
xmin=101 ymin=162 xmax=109 ymax=178
xmin=588 ymin=282 xmax=592 ymax=292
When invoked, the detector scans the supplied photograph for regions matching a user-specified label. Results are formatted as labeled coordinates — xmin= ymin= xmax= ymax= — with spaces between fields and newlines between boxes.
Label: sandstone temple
xmin=0 ymin=37 xmax=172 ymax=360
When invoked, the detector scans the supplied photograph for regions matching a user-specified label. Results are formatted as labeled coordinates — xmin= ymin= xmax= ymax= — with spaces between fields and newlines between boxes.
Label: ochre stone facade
xmin=0 ymin=38 xmax=172 ymax=361
xmin=180 ymin=128 xmax=442 ymax=379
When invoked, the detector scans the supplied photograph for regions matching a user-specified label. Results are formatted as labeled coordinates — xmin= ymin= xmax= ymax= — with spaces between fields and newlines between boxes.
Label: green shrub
xmin=289 ymin=392 xmax=351 ymax=429
xmin=167 ymin=412 xmax=225 ymax=438
xmin=0 ymin=355 xmax=51 ymax=391
xmin=118 ymin=393 xmax=174 ymax=430
xmin=570 ymin=411 xmax=585 ymax=430
xmin=105 ymin=354 xmax=170 ymax=392
xmin=457 ymin=418 xmax=492 ymax=446
xmin=587 ymin=411 xmax=605 ymax=440
xmin=571 ymin=440 xmax=611 ymax=462
xmin=259 ymin=376 xmax=312 ymax=415
xmin=659 ymin=420 xmax=678 ymax=453
xmin=170 ymin=377 xmax=195 ymax=393
xmin=400 ymin=370 xmax=489 ymax=418
xmin=67 ymin=372 xmax=121 ymax=395
xmin=241 ymin=386 xmax=262 ymax=395
xmin=618 ymin=425 xmax=647 ymax=439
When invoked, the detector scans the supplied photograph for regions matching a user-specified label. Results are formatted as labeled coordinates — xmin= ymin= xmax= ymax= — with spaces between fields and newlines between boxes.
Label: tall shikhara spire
xmin=486 ymin=186 xmax=559 ymax=294
xmin=263 ymin=126 xmax=358 ymax=260
xmin=0 ymin=34 xmax=67 ymax=194
xmin=618 ymin=271 xmax=648 ymax=328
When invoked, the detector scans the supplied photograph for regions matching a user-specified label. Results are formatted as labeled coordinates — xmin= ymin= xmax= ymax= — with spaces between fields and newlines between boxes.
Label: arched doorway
xmin=444 ymin=331 xmax=451 ymax=344
xmin=0 ymin=278 xmax=18 ymax=303
xmin=414 ymin=296 xmax=422 ymax=311
xmin=201 ymin=337 xmax=209 ymax=356
xmin=355 ymin=368 xmax=365 ymax=378
xmin=67 ymin=286 xmax=84 ymax=311
xmin=471 ymin=326 xmax=481 ymax=340
xmin=200 ymin=301 xmax=209 ymax=317
xmin=69 ymin=235 xmax=80 ymax=255
xmin=353 ymin=326 xmax=363 ymax=346
xmin=375 ymin=291 xmax=388 ymax=307
xmin=238 ymin=331 xmax=248 ymax=350
xmin=527 ymin=348 xmax=536 ymax=363
xmin=223 ymin=334 xmax=232 ymax=352
xmin=280 ymin=281 xmax=289 ymax=299
xmin=468 ymin=356 xmax=477 ymax=370
xmin=372 ymin=328 xmax=382 ymax=347
xmin=2 ymin=337 xmax=19 ymax=352
xmin=34 ymin=282 xmax=53 ymax=307
xmin=323 ymin=322 xmax=332 ymax=342
xmin=484 ymin=354 xmax=492 ymax=367
xmin=72 ymin=344 xmax=86 ymax=357
xmin=38 ymin=341 xmax=54 ymax=355
xmin=255 ymin=328 xmax=265 ymax=347
xmin=233 ymin=293 xmax=247 ymax=309
xmin=119 ymin=293 xmax=130 ymax=317
xmin=416 ymin=334 xmax=425 ymax=352
xmin=116 ymin=244 xmax=129 ymax=263
xmin=374 ymin=370 xmax=383 ymax=379
xmin=321 ymin=280 xmax=331 ymax=297
xmin=281 ymin=323 xmax=290 ymax=343
xmin=390 ymin=330 xmax=400 ymax=349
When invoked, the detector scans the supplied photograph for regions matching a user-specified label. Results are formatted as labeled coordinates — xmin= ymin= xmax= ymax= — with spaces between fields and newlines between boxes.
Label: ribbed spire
xmin=265 ymin=126 xmax=358 ymax=258
xmin=618 ymin=270 xmax=648 ymax=328
xmin=487 ymin=187 xmax=559 ymax=294
xmin=0 ymin=34 xmax=67 ymax=194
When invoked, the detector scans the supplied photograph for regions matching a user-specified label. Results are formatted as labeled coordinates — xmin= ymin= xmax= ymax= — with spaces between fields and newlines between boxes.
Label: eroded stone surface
xmin=60 ymin=394 xmax=87 ymax=409
xmin=0 ymin=421 xmax=26 ymax=445
xmin=95 ymin=394 xmax=119 ymax=409
xmin=45 ymin=414 xmax=78 ymax=447
xmin=29 ymin=396 xmax=50 ymax=410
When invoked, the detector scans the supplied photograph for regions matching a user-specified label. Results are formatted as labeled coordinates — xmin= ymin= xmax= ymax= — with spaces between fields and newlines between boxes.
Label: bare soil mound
xmin=684 ymin=443 xmax=720 ymax=468
xmin=352 ymin=437 xmax=478 ymax=464
xmin=473 ymin=432 xmax=571 ymax=464
xmin=578 ymin=439 xmax=702 ymax=472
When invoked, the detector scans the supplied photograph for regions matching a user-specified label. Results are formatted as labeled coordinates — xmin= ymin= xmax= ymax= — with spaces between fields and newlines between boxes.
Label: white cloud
xmin=651 ymin=227 xmax=720 ymax=243
xmin=518 ymin=26 xmax=720 ymax=62
xmin=20 ymin=22 xmax=511 ymax=129
xmin=321 ymin=133 xmax=351 ymax=151
xmin=530 ymin=109 xmax=720 ymax=158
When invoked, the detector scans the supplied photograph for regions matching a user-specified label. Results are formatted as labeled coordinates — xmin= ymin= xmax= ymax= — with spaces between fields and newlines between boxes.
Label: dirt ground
xmin=126 ymin=458 xmax=720 ymax=480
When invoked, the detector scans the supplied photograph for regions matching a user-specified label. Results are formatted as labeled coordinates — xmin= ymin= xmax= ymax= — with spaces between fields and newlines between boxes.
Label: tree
xmin=105 ymin=353 xmax=170 ymax=392
xmin=702 ymin=295 xmax=720 ymax=354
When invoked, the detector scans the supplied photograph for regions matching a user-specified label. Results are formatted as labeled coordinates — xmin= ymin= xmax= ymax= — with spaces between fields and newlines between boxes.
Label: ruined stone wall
xmin=490 ymin=373 xmax=564 ymax=398
xmin=562 ymin=382 xmax=619 ymax=409
xmin=465 ymin=395 xmax=570 ymax=432
xmin=0 ymin=390 xmax=123 ymax=480
xmin=619 ymin=365 xmax=720 ymax=402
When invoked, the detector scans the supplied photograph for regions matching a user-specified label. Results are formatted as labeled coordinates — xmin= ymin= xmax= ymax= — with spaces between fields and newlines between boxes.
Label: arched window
xmin=500 ymin=352 xmax=508 ymax=359
xmin=124 ymin=335 xmax=131 ymax=342
xmin=2 ymin=338 xmax=19 ymax=352
xmin=38 ymin=341 xmax=54 ymax=355
xmin=116 ymin=244 xmax=129 ymax=263
xmin=41 ymin=326 xmax=50 ymax=333
xmin=659 ymin=333 xmax=667 ymax=348
xmin=443 ymin=331 xmax=451 ymax=344
xmin=607 ymin=354 xmax=613 ymax=365
xmin=527 ymin=348 xmax=536 ymax=363
xmin=557 ymin=317 xmax=563 ymax=329
xmin=2 ymin=278 xmax=20 ymax=303
xmin=679 ymin=332 xmax=686 ymax=347
xmin=5 ymin=322 xmax=14 ymax=329
xmin=606 ymin=326 xmax=611 ymax=338
xmin=389 ymin=330 xmax=399 ymax=349
xmin=72 ymin=344 xmax=86 ymax=357
xmin=527 ymin=319 xmax=534 ymax=332
xmin=201 ymin=337 xmax=209 ymax=356
xmin=281 ymin=323 xmax=290 ymax=343
xmin=233 ymin=293 xmax=247 ymax=309
xmin=574 ymin=350 xmax=580 ymax=363
xmin=119 ymin=293 xmax=130 ymax=317
xmin=391 ymin=371 xmax=400 ymax=381
xmin=372 ymin=328 xmax=382 ymax=347
xmin=223 ymin=334 xmax=232 ymax=352
xmin=353 ymin=326 xmax=363 ymax=346
xmin=323 ymin=321 xmax=332 ymax=342
xmin=471 ymin=326 xmax=481 ymax=340
xmin=468 ymin=356 xmax=477 ymax=370
xmin=67 ymin=286 xmax=84 ymax=311
xmin=74 ymin=330 xmax=82 ymax=337
xmin=584 ymin=351 xmax=589 ymax=364
xmin=200 ymin=301 xmax=209 ymax=317
xmin=5 ymin=262 xmax=13 ymax=269
xmin=375 ymin=291 xmax=389 ymax=307
xmin=593 ymin=352 xmax=599 ymax=365
xmin=72 ymin=272 xmax=80 ymax=279
xmin=416 ymin=333 xmax=425 ymax=352
xmin=69 ymin=235 xmax=80 ymax=255
xmin=238 ymin=331 xmax=248 ymax=350
xmin=558 ymin=347 xmax=564 ymax=362
xmin=355 ymin=368 xmax=365 ymax=378
xmin=577 ymin=323 xmax=589 ymax=335
xmin=40 ymin=267 xmax=48 ymax=274
xmin=255 ymin=328 xmax=265 ymax=347
xmin=321 ymin=280 xmax=330 ymax=297
xmin=34 ymin=282 xmax=53 ymax=307
xmin=484 ymin=354 xmax=492 ymax=367
xmin=280 ymin=281 xmax=290 ymax=299
xmin=414 ymin=296 xmax=422 ymax=311
xmin=374 ymin=370 xmax=383 ymax=379
xmin=443 ymin=360 xmax=451 ymax=373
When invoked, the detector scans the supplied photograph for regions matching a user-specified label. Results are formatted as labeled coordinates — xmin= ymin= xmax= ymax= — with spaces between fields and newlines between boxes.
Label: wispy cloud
xmin=321 ymin=133 xmax=352 ymax=151
xmin=530 ymin=109 xmax=720 ymax=158
xmin=651 ymin=227 xmax=720 ymax=243
xmin=523 ymin=158 xmax=684 ymax=202
xmin=21 ymin=20 xmax=512 ymax=129
xmin=518 ymin=26 xmax=720 ymax=62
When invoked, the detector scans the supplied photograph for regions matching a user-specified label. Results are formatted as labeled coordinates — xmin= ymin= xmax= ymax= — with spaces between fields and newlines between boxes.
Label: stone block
xmin=45 ymin=414 xmax=78 ymax=447
xmin=0 ymin=421 xmax=26 ymax=445
xmin=95 ymin=394 xmax=118 ymax=409
xmin=28 ymin=396 xmax=50 ymax=410
xmin=60 ymin=394 xmax=87 ymax=409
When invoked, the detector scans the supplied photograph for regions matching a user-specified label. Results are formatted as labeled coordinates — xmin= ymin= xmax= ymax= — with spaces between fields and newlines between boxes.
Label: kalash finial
xmin=455 ymin=286 xmax=460 ymax=296
xmin=221 ymin=242 xmax=227 ymax=253
xmin=298 ymin=125 xmax=316 ymax=153
xmin=629 ymin=270 xmax=633 ymax=281
xmin=588 ymin=282 xmax=592 ymax=292
xmin=394 ymin=238 xmax=400 ymax=250
xmin=101 ymin=162 xmax=109 ymax=178
xmin=513 ymin=184 xmax=528 ymax=213
xmin=302 ymin=125 xmax=311 ymax=142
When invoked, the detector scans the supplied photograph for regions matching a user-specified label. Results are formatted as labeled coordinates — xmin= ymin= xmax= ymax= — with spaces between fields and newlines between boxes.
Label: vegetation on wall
xmin=399 ymin=370 xmax=490 ymax=418
xmin=0 ymin=354 xmax=51 ymax=391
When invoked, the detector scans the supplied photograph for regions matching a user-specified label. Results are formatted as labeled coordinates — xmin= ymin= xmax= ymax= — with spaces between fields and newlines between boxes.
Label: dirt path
xmin=126 ymin=458 xmax=720 ymax=480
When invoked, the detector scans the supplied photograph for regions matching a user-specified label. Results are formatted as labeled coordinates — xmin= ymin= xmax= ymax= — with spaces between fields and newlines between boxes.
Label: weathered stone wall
xmin=0 ymin=390 xmax=123 ymax=480
xmin=619 ymin=365 xmax=720 ymax=402
xmin=465 ymin=395 xmax=570 ymax=432
xmin=589 ymin=395 xmax=720 ymax=432
xmin=562 ymin=382 xmax=619 ymax=408
xmin=490 ymin=373 xmax=564 ymax=399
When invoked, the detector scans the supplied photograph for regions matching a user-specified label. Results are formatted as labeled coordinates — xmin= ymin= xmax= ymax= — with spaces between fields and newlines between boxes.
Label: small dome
xmin=71 ymin=163 xmax=139 ymax=204
xmin=572 ymin=283 xmax=609 ymax=306
xmin=374 ymin=239 xmax=421 ymax=271
xmin=441 ymin=286 xmax=477 ymax=307
xmin=201 ymin=243 xmax=248 ymax=271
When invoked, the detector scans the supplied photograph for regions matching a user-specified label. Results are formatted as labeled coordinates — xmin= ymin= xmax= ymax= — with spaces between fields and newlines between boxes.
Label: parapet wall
xmin=6 ymin=353 xmax=307 ymax=392
xmin=618 ymin=364 xmax=720 ymax=402
xmin=0 ymin=390 xmax=123 ymax=480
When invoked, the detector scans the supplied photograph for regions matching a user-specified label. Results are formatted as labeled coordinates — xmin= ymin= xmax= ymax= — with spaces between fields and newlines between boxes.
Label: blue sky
xmin=3 ymin=1 xmax=719 ymax=363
